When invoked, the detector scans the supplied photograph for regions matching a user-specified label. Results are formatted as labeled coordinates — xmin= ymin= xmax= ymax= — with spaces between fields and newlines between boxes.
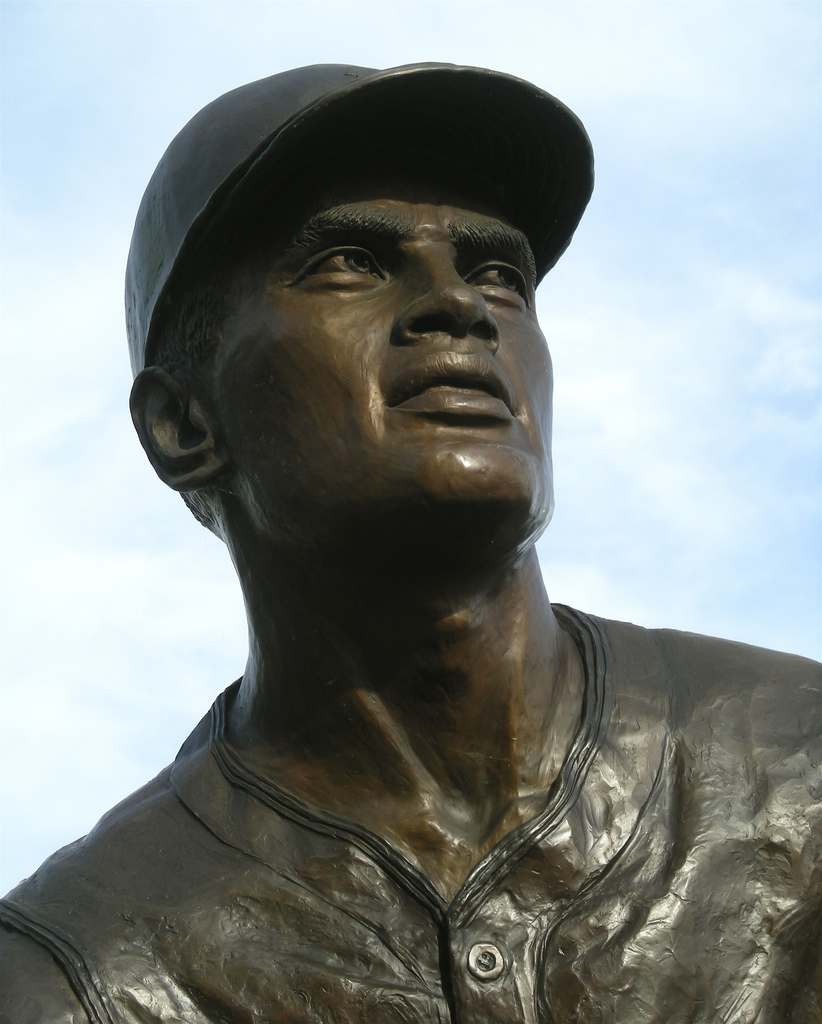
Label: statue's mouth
xmin=386 ymin=353 xmax=514 ymax=421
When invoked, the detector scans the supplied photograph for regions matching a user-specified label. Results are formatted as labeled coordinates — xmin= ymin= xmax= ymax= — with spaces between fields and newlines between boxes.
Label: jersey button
xmin=467 ymin=942 xmax=505 ymax=981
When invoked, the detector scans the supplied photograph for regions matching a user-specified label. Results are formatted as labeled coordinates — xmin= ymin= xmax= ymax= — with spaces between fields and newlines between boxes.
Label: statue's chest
xmin=102 ymin=805 xmax=809 ymax=1024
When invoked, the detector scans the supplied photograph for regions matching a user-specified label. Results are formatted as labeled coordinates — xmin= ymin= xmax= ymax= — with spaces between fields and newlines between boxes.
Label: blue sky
xmin=1 ymin=0 xmax=820 ymax=893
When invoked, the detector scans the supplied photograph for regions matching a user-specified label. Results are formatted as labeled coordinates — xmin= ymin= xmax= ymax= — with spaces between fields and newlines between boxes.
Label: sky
xmin=1 ymin=0 xmax=820 ymax=894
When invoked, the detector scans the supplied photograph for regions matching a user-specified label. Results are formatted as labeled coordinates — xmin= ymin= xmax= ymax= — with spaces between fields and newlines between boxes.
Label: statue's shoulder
xmin=590 ymin=612 xmax=821 ymax=815
xmin=648 ymin=621 xmax=820 ymax=695
xmin=2 ymin=762 xmax=179 ymax=902
xmin=590 ymin=610 xmax=821 ymax=717
xmin=656 ymin=628 xmax=821 ymax=780
xmin=0 ymin=712 xmax=225 ymax=1015
xmin=645 ymin=623 xmax=821 ymax=746
xmin=0 ymin=766 xmax=181 ymax=1021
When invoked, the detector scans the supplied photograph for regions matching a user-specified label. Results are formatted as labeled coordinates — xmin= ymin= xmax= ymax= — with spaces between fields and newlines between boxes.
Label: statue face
xmin=206 ymin=195 xmax=555 ymax=563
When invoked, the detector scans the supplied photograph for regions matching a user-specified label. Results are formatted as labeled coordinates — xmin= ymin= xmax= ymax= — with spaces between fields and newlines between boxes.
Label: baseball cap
xmin=125 ymin=63 xmax=594 ymax=376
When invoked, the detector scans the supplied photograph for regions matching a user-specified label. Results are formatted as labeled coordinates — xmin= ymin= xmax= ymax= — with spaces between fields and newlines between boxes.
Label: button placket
xmin=446 ymin=926 xmax=525 ymax=1023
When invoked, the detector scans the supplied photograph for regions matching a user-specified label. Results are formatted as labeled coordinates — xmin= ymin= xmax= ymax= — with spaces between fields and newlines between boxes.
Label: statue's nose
xmin=392 ymin=265 xmax=499 ymax=352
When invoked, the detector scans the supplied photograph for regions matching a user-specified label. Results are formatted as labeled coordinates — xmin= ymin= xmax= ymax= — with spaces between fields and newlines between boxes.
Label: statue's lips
xmin=386 ymin=354 xmax=514 ymax=422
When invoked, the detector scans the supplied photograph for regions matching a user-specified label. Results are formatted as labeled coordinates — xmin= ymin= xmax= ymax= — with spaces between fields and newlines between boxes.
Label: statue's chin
xmin=328 ymin=462 xmax=552 ymax=587
xmin=223 ymin=436 xmax=552 ymax=582
xmin=411 ymin=441 xmax=549 ymax=509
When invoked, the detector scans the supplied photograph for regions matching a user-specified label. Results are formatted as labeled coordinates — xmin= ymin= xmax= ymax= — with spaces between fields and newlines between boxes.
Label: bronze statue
xmin=2 ymin=64 xmax=820 ymax=1023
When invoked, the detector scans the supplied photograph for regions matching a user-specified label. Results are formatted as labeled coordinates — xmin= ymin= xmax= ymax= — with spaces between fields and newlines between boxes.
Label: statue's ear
xmin=130 ymin=367 xmax=227 ymax=491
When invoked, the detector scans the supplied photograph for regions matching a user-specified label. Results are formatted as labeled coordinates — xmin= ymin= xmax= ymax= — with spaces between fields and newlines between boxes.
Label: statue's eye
xmin=307 ymin=248 xmax=385 ymax=279
xmin=467 ymin=263 xmax=528 ymax=301
xmin=341 ymin=251 xmax=377 ymax=274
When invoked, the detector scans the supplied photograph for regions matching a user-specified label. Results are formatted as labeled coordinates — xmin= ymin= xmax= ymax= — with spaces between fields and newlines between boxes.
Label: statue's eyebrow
xmin=447 ymin=218 xmax=537 ymax=284
xmin=283 ymin=205 xmax=537 ymax=283
xmin=285 ymin=205 xmax=416 ymax=252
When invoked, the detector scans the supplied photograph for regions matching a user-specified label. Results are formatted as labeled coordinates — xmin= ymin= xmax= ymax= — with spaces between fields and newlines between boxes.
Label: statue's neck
xmin=224 ymin=544 xmax=584 ymax=898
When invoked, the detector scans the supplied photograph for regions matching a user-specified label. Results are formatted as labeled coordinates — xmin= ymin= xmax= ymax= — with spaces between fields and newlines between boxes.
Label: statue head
xmin=127 ymin=64 xmax=593 ymax=581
